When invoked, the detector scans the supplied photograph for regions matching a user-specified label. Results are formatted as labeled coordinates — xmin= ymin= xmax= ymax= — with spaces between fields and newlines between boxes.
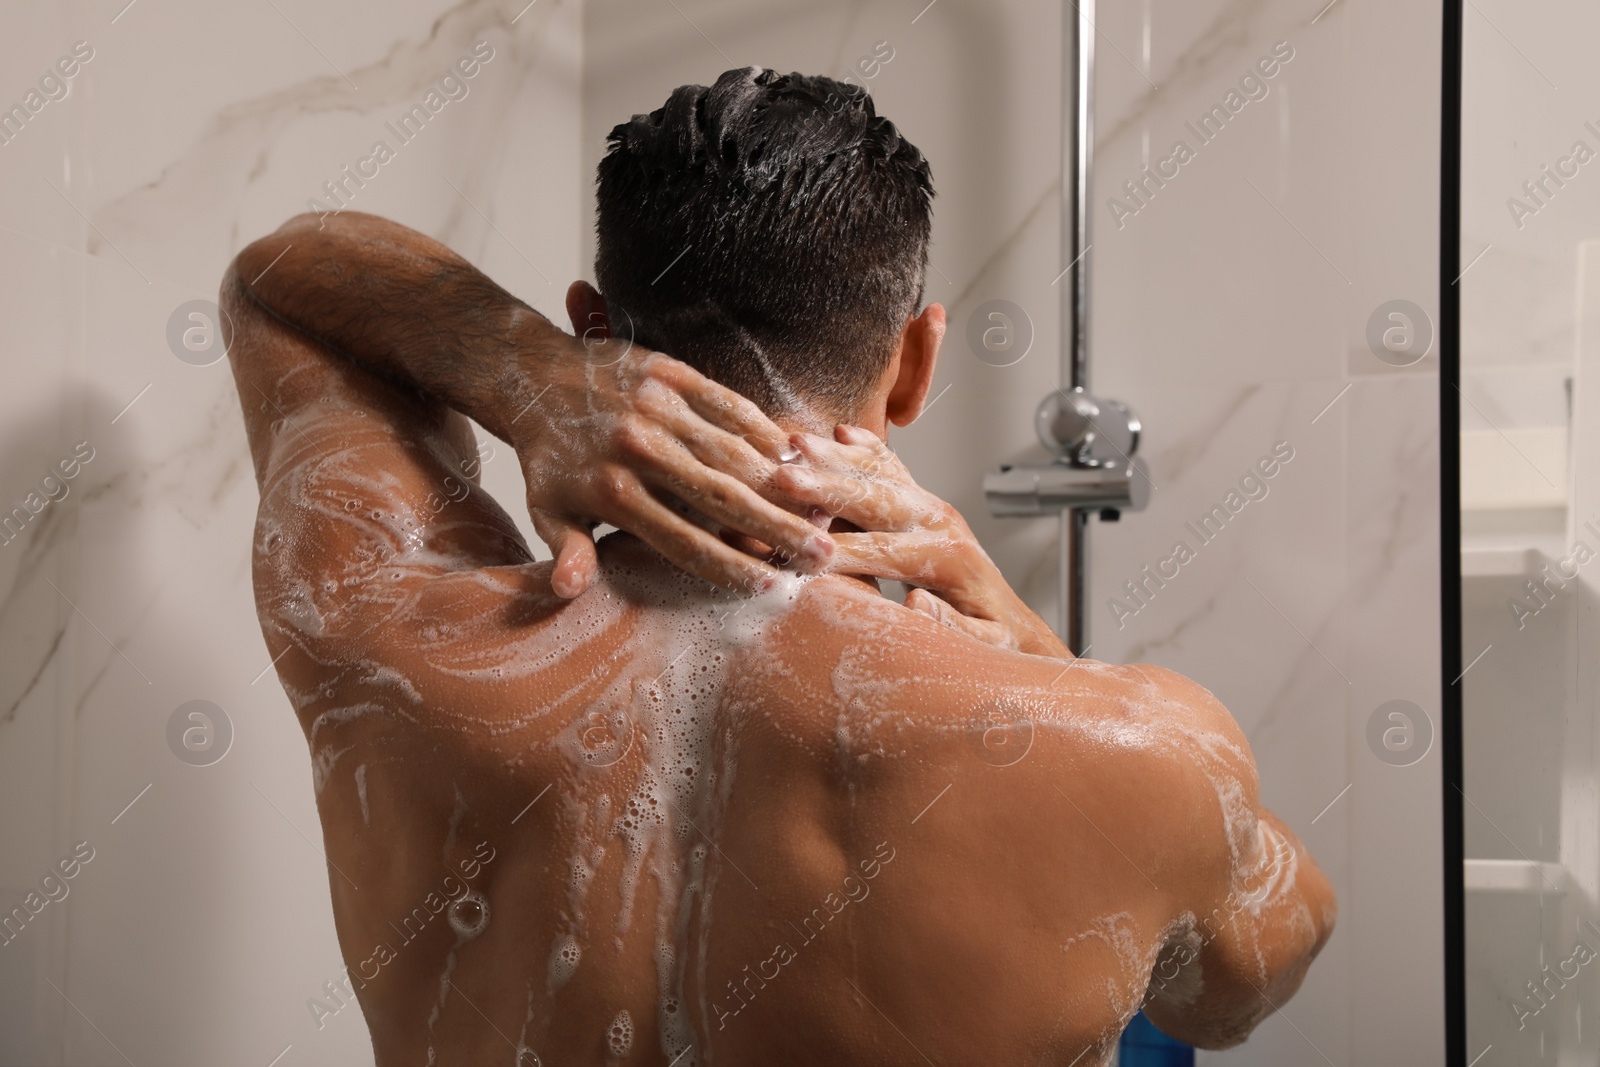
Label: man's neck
xmin=773 ymin=409 xmax=887 ymax=440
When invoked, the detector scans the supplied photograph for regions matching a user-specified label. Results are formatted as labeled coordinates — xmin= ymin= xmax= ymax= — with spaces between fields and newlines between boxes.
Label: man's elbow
xmin=1217 ymin=883 xmax=1338 ymax=1049
xmin=267 ymin=208 xmax=385 ymax=249
xmin=1298 ymin=848 xmax=1339 ymax=968
xmin=1154 ymin=954 xmax=1317 ymax=1051
xmin=227 ymin=212 xmax=331 ymax=297
xmin=230 ymin=227 xmax=296 ymax=301
xmin=1149 ymin=870 xmax=1338 ymax=1050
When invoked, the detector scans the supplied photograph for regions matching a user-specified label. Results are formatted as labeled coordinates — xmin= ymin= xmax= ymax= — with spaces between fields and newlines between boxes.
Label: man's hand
xmin=772 ymin=425 xmax=1071 ymax=659
xmin=232 ymin=212 xmax=833 ymax=599
xmin=508 ymin=338 xmax=834 ymax=598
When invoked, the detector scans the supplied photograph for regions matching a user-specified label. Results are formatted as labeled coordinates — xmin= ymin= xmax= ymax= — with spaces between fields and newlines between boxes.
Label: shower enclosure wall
xmin=1459 ymin=0 xmax=1600 ymax=1061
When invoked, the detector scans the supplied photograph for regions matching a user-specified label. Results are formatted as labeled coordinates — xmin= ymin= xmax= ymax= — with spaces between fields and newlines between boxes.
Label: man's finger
xmin=530 ymin=510 xmax=598 ymax=599
xmin=835 ymin=423 xmax=891 ymax=453
xmin=789 ymin=429 xmax=905 ymax=479
xmin=623 ymin=433 xmax=834 ymax=569
xmin=770 ymin=462 xmax=917 ymax=533
xmin=828 ymin=529 xmax=946 ymax=582
xmin=828 ymin=530 xmax=994 ymax=619
xmin=641 ymin=397 xmax=804 ymax=510
xmin=653 ymin=357 xmax=792 ymax=458
xmin=602 ymin=482 xmax=784 ymax=595
xmin=905 ymin=588 xmax=1017 ymax=650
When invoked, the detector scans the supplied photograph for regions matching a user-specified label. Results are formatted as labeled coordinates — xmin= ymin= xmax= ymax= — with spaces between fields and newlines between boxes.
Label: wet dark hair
xmin=595 ymin=67 xmax=934 ymax=420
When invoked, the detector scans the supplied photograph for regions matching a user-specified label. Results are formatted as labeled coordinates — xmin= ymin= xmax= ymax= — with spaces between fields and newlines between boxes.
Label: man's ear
xmin=886 ymin=303 xmax=945 ymax=427
xmin=566 ymin=280 xmax=610 ymax=340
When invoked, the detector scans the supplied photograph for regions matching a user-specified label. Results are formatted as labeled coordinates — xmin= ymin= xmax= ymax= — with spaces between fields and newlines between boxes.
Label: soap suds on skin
xmin=541 ymin=559 xmax=807 ymax=1067
xmin=515 ymin=977 xmax=542 ymax=1065
xmin=355 ymin=763 xmax=369 ymax=825
xmin=253 ymin=374 xmax=1273 ymax=1065
xmin=606 ymin=1008 xmax=634 ymax=1058
xmin=548 ymin=935 xmax=582 ymax=991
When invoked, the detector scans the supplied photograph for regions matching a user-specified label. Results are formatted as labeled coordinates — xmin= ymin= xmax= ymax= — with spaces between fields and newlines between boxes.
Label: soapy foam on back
xmin=606 ymin=1009 xmax=634 ymax=1058
xmin=366 ymin=545 xmax=803 ymax=1066
xmin=255 ymin=384 xmax=1278 ymax=1064
xmin=548 ymin=935 xmax=581 ymax=991
xmin=570 ymin=559 xmax=806 ymax=1065
xmin=817 ymin=587 xmax=1286 ymax=1046
xmin=252 ymin=372 xmax=830 ymax=1063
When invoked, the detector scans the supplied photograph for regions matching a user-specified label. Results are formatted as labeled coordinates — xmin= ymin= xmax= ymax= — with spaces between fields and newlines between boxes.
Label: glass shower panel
xmin=1461 ymin=1 xmax=1600 ymax=1061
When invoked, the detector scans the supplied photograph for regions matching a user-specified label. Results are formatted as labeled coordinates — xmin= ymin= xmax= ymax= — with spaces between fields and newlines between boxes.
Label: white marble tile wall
xmin=0 ymin=0 xmax=1449 ymax=1063
xmin=0 ymin=1 xmax=583 ymax=1064
xmin=1085 ymin=1 xmax=1446 ymax=1063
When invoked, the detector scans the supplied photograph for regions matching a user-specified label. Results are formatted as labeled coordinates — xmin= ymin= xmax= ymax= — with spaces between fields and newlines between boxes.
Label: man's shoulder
xmin=722 ymin=577 xmax=1260 ymax=895
xmin=761 ymin=576 xmax=1171 ymax=745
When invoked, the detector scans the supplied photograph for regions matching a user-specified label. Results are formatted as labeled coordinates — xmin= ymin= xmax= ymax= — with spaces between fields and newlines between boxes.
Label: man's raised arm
xmin=230 ymin=212 xmax=833 ymax=597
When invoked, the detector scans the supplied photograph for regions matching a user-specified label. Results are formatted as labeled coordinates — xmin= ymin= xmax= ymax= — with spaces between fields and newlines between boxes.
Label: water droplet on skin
xmin=448 ymin=890 xmax=490 ymax=939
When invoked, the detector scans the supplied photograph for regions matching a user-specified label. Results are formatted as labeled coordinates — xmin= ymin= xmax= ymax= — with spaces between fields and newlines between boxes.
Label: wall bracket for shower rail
xmin=983 ymin=389 xmax=1150 ymax=517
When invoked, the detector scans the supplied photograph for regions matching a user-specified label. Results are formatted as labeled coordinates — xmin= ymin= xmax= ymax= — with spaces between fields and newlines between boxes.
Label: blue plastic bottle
xmin=1116 ymin=1011 xmax=1194 ymax=1066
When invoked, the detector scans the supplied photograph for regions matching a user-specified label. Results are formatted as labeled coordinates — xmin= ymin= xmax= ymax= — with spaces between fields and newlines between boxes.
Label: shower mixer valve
xmin=1035 ymin=389 xmax=1139 ymax=467
xmin=984 ymin=389 xmax=1151 ymax=518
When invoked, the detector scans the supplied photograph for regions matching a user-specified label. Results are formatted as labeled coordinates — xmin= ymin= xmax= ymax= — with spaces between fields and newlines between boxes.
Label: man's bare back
xmin=226 ymin=167 xmax=1332 ymax=1059
xmin=240 ymin=324 xmax=1327 ymax=1064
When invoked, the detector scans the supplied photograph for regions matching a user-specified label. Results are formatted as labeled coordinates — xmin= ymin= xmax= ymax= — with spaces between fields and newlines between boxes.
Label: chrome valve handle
xmin=1035 ymin=389 xmax=1141 ymax=469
